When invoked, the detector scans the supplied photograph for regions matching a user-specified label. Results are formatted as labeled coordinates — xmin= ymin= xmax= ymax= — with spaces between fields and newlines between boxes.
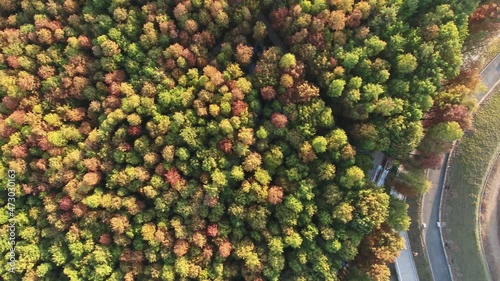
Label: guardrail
xmin=439 ymin=144 xmax=457 ymax=281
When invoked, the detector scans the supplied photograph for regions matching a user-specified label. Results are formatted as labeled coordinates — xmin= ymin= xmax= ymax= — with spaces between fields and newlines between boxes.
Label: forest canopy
xmin=0 ymin=0 xmax=479 ymax=280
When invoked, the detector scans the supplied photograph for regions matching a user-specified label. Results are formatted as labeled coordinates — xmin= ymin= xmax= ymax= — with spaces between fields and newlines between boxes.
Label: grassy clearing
xmin=443 ymin=86 xmax=500 ymax=281
xmin=406 ymin=196 xmax=433 ymax=281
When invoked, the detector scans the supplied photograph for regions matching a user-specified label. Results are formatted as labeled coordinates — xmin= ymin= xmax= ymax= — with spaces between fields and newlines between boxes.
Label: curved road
xmin=422 ymin=53 xmax=500 ymax=281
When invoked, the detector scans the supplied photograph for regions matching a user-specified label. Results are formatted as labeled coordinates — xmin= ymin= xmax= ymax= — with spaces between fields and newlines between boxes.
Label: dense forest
xmin=0 ymin=0 xmax=482 ymax=280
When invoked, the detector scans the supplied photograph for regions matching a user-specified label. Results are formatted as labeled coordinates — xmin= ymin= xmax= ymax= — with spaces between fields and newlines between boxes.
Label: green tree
xmin=396 ymin=53 xmax=418 ymax=74
xmin=311 ymin=136 xmax=327 ymax=153
xmin=388 ymin=198 xmax=411 ymax=231
xmin=392 ymin=168 xmax=431 ymax=197
xmin=279 ymin=53 xmax=297 ymax=70
xmin=327 ymin=79 xmax=346 ymax=97
xmin=427 ymin=121 xmax=463 ymax=142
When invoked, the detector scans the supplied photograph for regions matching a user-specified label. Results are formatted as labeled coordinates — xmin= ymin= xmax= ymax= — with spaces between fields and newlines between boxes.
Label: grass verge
xmin=443 ymin=86 xmax=500 ymax=281
xmin=462 ymin=17 xmax=499 ymax=70
xmin=480 ymin=37 xmax=500 ymax=70
xmin=406 ymin=195 xmax=433 ymax=281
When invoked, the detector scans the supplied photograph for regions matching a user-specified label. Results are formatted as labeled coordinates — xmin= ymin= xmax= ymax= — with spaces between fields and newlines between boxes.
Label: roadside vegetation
xmin=443 ymin=86 xmax=500 ymax=281
xmin=406 ymin=196 xmax=434 ymax=281
xmin=462 ymin=1 xmax=500 ymax=69
xmin=394 ymin=4 xmax=499 ymax=281
xmin=0 ymin=0 xmax=486 ymax=280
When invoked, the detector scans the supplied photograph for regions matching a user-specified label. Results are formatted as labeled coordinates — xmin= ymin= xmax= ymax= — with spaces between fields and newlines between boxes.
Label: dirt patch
xmin=462 ymin=23 xmax=500 ymax=70
xmin=481 ymin=155 xmax=500 ymax=280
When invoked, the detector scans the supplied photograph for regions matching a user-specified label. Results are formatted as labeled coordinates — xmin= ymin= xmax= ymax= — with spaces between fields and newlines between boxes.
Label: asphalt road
xmin=477 ymin=54 xmax=500 ymax=103
xmin=421 ymin=53 xmax=500 ymax=281
xmin=422 ymin=160 xmax=453 ymax=281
